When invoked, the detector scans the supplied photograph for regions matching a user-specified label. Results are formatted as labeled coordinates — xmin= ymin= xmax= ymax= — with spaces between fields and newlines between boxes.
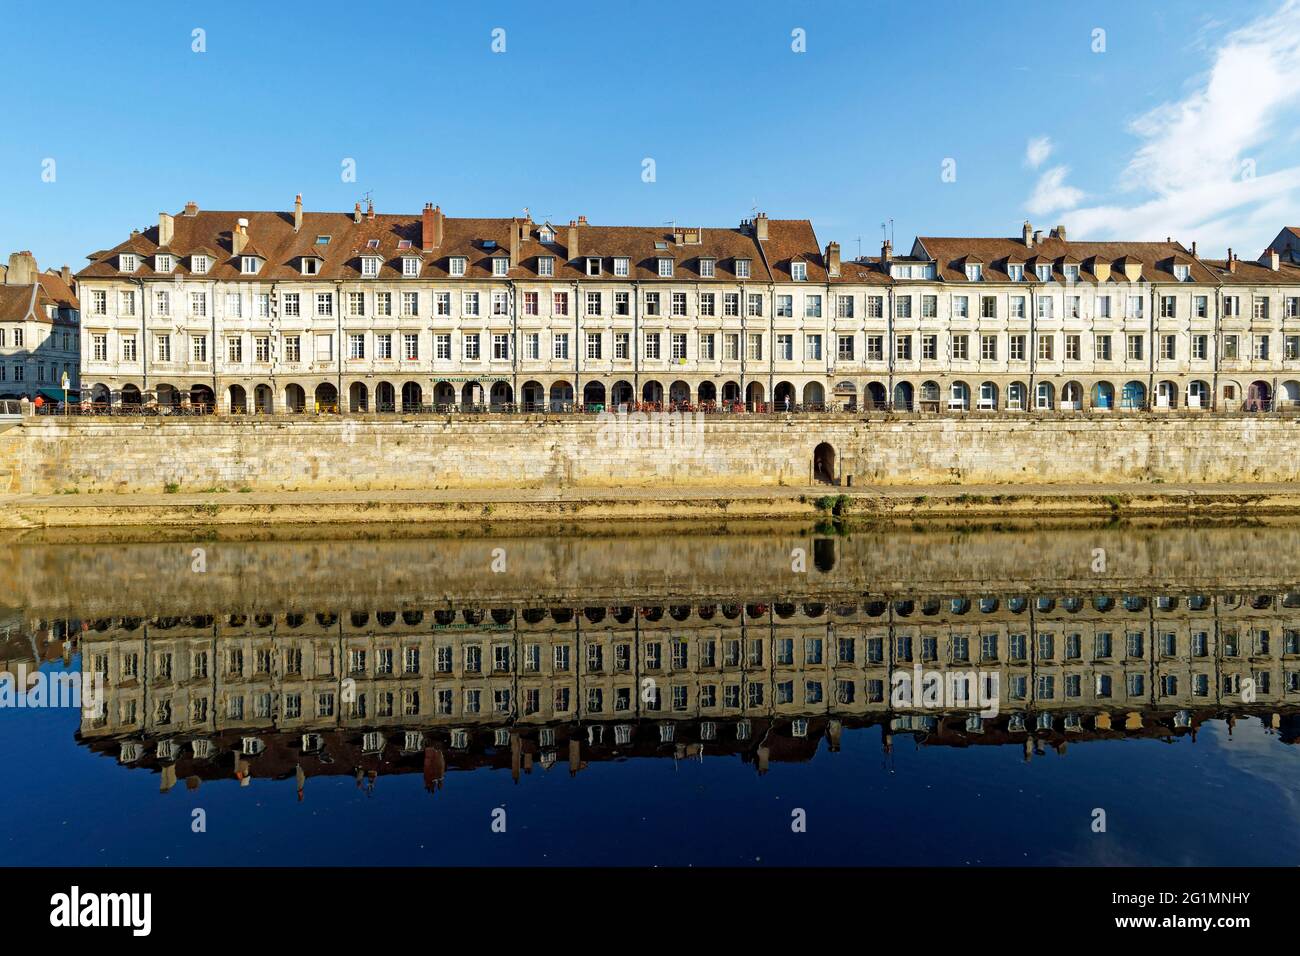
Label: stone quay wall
xmin=2 ymin=413 xmax=1299 ymax=496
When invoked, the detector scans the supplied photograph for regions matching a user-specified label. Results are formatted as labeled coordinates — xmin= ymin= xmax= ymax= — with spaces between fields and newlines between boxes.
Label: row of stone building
xmin=10 ymin=201 xmax=1300 ymax=411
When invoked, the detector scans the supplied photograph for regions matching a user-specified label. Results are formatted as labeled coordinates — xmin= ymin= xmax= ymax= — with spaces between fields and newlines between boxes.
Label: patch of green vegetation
xmin=163 ymin=482 xmax=181 ymax=494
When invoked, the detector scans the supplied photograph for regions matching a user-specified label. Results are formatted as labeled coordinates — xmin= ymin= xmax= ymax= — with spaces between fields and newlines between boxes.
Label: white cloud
xmin=1025 ymin=136 xmax=1053 ymax=170
xmin=1027 ymin=165 xmax=1085 ymax=216
xmin=1027 ymin=0 xmax=1300 ymax=252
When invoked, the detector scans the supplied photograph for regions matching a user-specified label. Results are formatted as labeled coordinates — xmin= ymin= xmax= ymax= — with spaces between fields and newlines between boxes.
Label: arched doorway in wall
xmin=721 ymin=381 xmax=741 ymax=405
xmin=947 ymin=381 xmax=970 ymax=412
xmin=1155 ymin=380 xmax=1179 ymax=409
xmin=892 ymin=381 xmax=913 ymax=411
xmin=521 ymin=380 xmax=545 ymax=411
xmin=400 ymin=381 xmax=423 ymax=412
xmin=745 ymin=381 xmax=765 ymax=409
xmin=802 ymin=382 xmax=825 ymax=408
xmin=1280 ymin=380 xmax=1300 ymax=410
xmin=349 ymin=381 xmax=369 ymax=413
xmin=461 ymin=381 xmax=484 ymax=407
xmin=977 ymin=381 xmax=998 ymax=411
xmin=254 ymin=383 xmax=274 ymax=414
xmin=120 ymin=384 xmax=142 ymax=409
xmin=774 ymin=381 xmax=796 ymax=411
xmin=433 ymin=381 xmax=456 ymax=408
xmin=582 ymin=381 xmax=605 ymax=409
xmin=549 ymin=380 xmax=574 ymax=411
xmin=1006 ymin=381 xmax=1027 ymax=411
xmin=1186 ymin=380 xmax=1209 ymax=409
xmin=697 ymin=381 xmax=717 ymax=407
xmin=669 ymin=380 xmax=691 ymax=407
xmin=641 ymin=380 xmax=663 ymax=406
xmin=813 ymin=442 xmax=836 ymax=484
xmin=1120 ymin=380 xmax=1146 ymax=410
xmin=1092 ymin=381 xmax=1115 ymax=410
xmin=1035 ymin=381 xmax=1055 ymax=411
xmin=190 ymin=385 xmax=215 ymax=412
xmin=374 ymin=381 xmax=396 ymax=412
xmin=315 ymin=382 xmax=339 ymax=413
xmin=1060 ymin=381 xmax=1082 ymax=411
xmin=610 ymin=380 xmax=634 ymax=409
xmin=491 ymin=381 xmax=514 ymax=409
xmin=228 ymin=384 xmax=248 ymax=414
xmin=833 ymin=382 xmax=857 ymax=411
xmin=1247 ymin=380 xmax=1272 ymax=411
xmin=284 ymin=384 xmax=306 ymax=413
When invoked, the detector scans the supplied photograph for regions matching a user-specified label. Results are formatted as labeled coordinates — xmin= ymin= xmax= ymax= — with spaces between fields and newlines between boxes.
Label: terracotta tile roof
xmin=834 ymin=257 xmax=891 ymax=285
xmin=0 ymin=268 xmax=78 ymax=324
xmin=76 ymin=206 xmax=822 ymax=284
xmin=1200 ymin=258 xmax=1300 ymax=285
xmin=915 ymin=235 xmax=1222 ymax=284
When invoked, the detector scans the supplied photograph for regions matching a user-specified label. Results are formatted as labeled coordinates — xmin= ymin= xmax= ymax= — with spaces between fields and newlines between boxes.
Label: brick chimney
xmin=881 ymin=239 xmax=893 ymax=271
xmin=1022 ymin=221 xmax=1033 ymax=249
xmin=755 ymin=212 xmax=769 ymax=241
xmin=509 ymin=220 xmax=521 ymax=266
xmin=60 ymin=265 xmax=72 ymax=285
xmin=232 ymin=218 xmax=248 ymax=256
xmin=353 ymin=202 xmax=362 ymax=224
xmin=1228 ymin=248 xmax=1237 ymax=274
xmin=421 ymin=204 xmax=443 ymax=252
xmin=825 ymin=241 xmax=841 ymax=278
xmin=567 ymin=220 xmax=580 ymax=261
xmin=293 ymin=194 xmax=303 ymax=232
xmin=366 ymin=200 xmax=375 ymax=221
xmin=158 ymin=212 xmax=174 ymax=247
xmin=1051 ymin=224 xmax=1067 ymax=240
xmin=183 ymin=201 xmax=198 ymax=217
xmin=4 ymin=251 xmax=36 ymax=285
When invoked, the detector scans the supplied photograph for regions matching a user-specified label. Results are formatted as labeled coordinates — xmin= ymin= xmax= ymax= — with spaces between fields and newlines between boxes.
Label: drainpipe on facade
xmin=738 ymin=281 xmax=745 ymax=403
xmin=210 ymin=278 xmax=218 ymax=407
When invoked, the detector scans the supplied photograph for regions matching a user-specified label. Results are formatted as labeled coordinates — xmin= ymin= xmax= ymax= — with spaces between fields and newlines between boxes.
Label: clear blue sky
xmin=0 ymin=0 xmax=1292 ymax=271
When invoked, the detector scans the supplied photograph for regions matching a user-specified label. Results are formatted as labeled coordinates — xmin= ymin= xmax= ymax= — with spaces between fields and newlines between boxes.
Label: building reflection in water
xmin=59 ymin=585 xmax=1300 ymax=794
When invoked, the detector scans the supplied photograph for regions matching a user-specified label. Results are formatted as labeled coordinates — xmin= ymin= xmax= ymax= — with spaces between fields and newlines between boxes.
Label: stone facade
xmin=7 ymin=414 xmax=1300 ymax=496
xmin=72 ymin=202 xmax=1300 ymax=416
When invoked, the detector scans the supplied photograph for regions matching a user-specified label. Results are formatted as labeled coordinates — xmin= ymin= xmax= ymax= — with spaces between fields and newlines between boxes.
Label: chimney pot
xmin=183 ymin=201 xmax=198 ymax=217
xmin=367 ymin=201 xmax=375 ymax=221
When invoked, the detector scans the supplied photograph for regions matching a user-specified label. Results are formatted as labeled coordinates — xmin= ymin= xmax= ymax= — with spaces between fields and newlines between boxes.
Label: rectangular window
xmin=614 ymin=332 xmax=630 ymax=360
xmin=553 ymin=333 xmax=569 ymax=360
xmin=464 ymin=333 xmax=480 ymax=360
xmin=348 ymin=333 xmax=365 ymax=359
xmin=837 ymin=334 xmax=854 ymax=361
xmin=699 ymin=333 xmax=716 ymax=360
xmin=586 ymin=332 xmax=602 ymax=360
xmin=644 ymin=332 xmax=660 ymax=360
xmin=435 ymin=333 xmax=451 ymax=360
xmin=403 ymin=333 xmax=419 ymax=361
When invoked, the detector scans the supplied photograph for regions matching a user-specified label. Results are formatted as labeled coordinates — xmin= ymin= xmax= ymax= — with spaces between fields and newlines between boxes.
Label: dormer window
xmin=699 ymin=257 xmax=715 ymax=278
xmin=965 ymin=264 xmax=983 ymax=282
xmin=120 ymin=254 xmax=137 ymax=272
xmin=658 ymin=257 xmax=674 ymax=278
xmin=1174 ymin=264 xmax=1191 ymax=282
xmin=449 ymin=257 xmax=467 ymax=277
xmin=613 ymin=257 xmax=629 ymax=277
xmin=191 ymin=255 xmax=209 ymax=275
xmin=539 ymin=256 xmax=554 ymax=277
xmin=360 ymin=256 xmax=381 ymax=278
xmin=241 ymin=256 xmax=261 ymax=275
xmin=402 ymin=256 xmax=421 ymax=278
xmin=1035 ymin=264 xmax=1052 ymax=282
xmin=586 ymin=257 xmax=601 ymax=277
xmin=735 ymin=258 xmax=752 ymax=279
xmin=492 ymin=256 xmax=510 ymax=277
xmin=301 ymin=257 xmax=320 ymax=276
xmin=1007 ymin=264 xmax=1024 ymax=281
xmin=791 ymin=261 xmax=807 ymax=281
xmin=156 ymin=254 xmax=173 ymax=273
xmin=539 ymin=227 xmax=554 ymax=243
xmin=1063 ymin=264 xmax=1079 ymax=282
